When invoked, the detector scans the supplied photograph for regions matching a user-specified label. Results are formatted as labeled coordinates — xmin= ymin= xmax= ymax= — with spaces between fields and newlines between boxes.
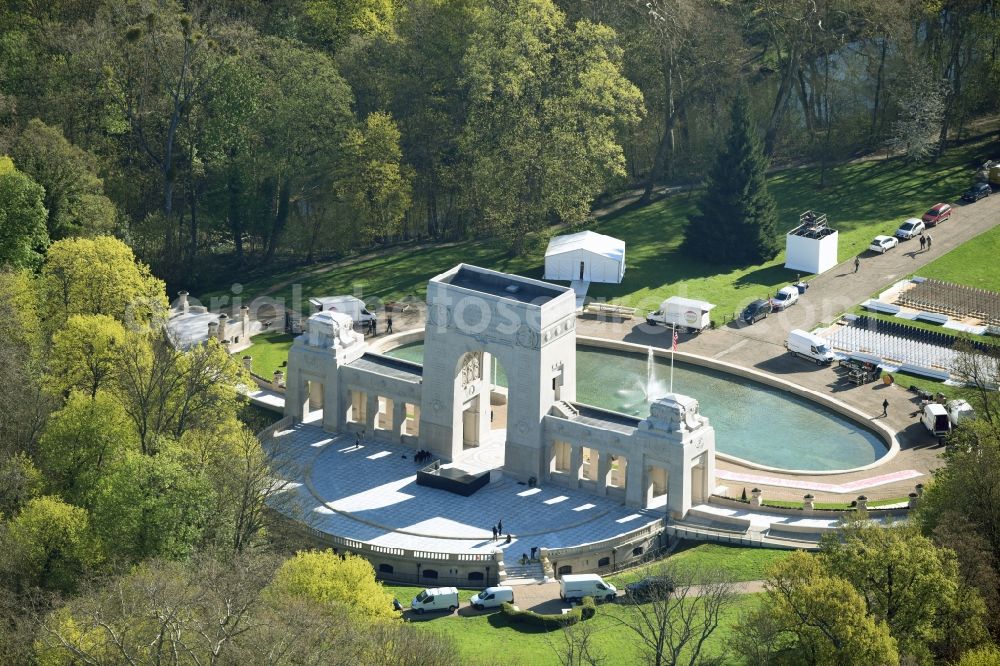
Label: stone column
xmin=240 ymin=305 xmax=250 ymax=339
xmin=208 ymin=321 xmax=218 ymax=340
xmin=856 ymin=495 xmax=868 ymax=511
xmin=242 ymin=355 xmax=254 ymax=374
xmin=272 ymin=369 xmax=284 ymax=390
xmin=908 ymin=492 xmax=919 ymax=509
xmin=178 ymin=290 xmax=189 ymax=313
xmin=803 ymin=494 xmax=815 ymax=514
xmin=750 ymin=488 xmax=762 ymax=507
xmin=625 ymin=456 xmax=645 ymax=507
xmin=569 ymin=445 xmax=583 ymax=486
xmin=596 ymin=451 xmax=612 ymax=496
xmin=365 ymin=393 xmax=378 ymax=433
xmin=218 ymin=313 xmax=229 ymax=341
xmin=392 ymin=401 xmax=406 ymax=442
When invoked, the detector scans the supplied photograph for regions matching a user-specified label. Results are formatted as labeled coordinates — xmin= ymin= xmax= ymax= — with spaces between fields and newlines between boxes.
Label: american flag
xmin=672 ymin=328 xmax=678 ymax=351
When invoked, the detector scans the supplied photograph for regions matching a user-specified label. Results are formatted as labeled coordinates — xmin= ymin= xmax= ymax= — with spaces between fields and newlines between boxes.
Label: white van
xmin=410 ymin=587 xmax=459 ymax=614
xmin=785 ymin=329 xmax=836 ymax=365
xmin=921 ymin=403 xmax=951 ymax=439
xmin=559 ymin=574 xmax=617 ymax=603
xmin=470 ymin=586 xmax=514 ymax=610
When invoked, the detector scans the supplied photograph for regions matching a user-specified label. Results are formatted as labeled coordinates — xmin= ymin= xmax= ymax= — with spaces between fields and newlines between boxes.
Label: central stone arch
xmin=418 ymin=265 xmax=578 ymax=482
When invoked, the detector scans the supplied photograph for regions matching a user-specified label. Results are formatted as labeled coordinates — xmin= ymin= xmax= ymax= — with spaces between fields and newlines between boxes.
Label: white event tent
xmin=543 ymin=230 xmax=626 ymax=284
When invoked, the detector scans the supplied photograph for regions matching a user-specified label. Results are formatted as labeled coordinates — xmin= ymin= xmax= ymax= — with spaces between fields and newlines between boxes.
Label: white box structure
xmin=784 ymin=211 xmax=838 ymax=275
xmin=544 ymin=230 xmax=625 ymax=283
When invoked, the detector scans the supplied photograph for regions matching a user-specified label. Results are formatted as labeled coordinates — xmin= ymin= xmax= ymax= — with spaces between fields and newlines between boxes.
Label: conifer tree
xmin=682 ymin=96 xmax=780 ymax=264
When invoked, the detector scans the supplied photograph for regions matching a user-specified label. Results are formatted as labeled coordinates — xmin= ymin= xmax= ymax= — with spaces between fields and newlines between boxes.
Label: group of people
xmin=413 ymin=449 xmax=433 ymax=463
xmin=490 ymin=519 xmax=511 ymax=543
xmin=919 ymin=233 xmax=934 ymax=251
xmin=363 ymin=314 xmax=393 ymax=337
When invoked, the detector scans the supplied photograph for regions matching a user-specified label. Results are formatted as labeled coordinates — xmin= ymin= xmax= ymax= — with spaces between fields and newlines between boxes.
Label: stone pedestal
xmin=803 ymin=494 xmax=815 ymax=514
xmin=750 ymin=488 xmax=762 ymax=508
xmin=856 ymin=495 xmax=868 ymax=511
xmin=272 ymin=370 xmax=285 ymax=390
xmin=242 ymin=356 xmax=253 ymax=373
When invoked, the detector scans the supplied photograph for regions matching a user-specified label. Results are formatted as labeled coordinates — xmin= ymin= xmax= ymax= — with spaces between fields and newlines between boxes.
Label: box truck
xmin=308 ymin=296 xmax=376 ymax=324
xmin=645 ymin=296 xmax=715 ymax=332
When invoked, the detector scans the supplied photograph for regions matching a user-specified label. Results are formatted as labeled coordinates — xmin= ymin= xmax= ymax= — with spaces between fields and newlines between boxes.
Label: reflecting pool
xmin=384 ymin=342 xmax=887 ymax=471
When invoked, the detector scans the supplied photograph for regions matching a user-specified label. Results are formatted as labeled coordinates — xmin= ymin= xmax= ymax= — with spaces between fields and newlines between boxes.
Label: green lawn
xmin=242 ymin=330 xmax=294 ymax=377
xmin=382 ymin=582 xmax=761 ymax=665
xmin=762 ymin=497 xmax=908 ymax=510
xmin=916 ymin=221 xmax=1000 ymax=291
xmin=200 ymin=145 xmax=980 ymax=326
xmin=608 ymin=543 xmax=793 ymax=586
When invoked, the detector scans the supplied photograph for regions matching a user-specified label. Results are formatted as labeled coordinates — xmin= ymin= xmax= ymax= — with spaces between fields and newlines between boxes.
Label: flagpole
xmin=670 ymin=323 xmax=675 ymax=393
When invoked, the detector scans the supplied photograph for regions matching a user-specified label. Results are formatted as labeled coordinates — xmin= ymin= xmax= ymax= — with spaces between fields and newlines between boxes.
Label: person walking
xmin=919 ymin=235 xmax=926 ymax=251
xmin=372 ymin=317 xmax=378 ymax=336
xmin=854 ymin=256 xmax=860 ymax=273
xmin=497 ymin=519 xmax=503 ymax=535
xmin=926 ymin=234 xmax=933 ymax=250
xmin=386 ymin=313 xmax=393 ymax=334
xmin=881 ymin=398 xmax=889 ymax=417
xmin=492 ymin=525 xmax=497 ymax=541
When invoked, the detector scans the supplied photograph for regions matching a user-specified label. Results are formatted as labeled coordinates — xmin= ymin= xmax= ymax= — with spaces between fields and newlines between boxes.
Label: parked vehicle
xmin=740 ymin=299 xmax=771 ymax=325
xmin=869 ymin=235 xmax=899 ymax=254
xmin=895 ymin=218 xmax=925 ymax=240
xmin=962 ymin=182 xmax=992 ymax=202
xmin=770 ymin=286 xmax=800 ymax=311
xmin=921 ymin=203 xmax=952 ymax=227
xmin=946 ymin=399 xmax=976 ymax=427
xmin=308 ymin=295 xmax=376 ymax=324
xmin=974 ymin=160 xmax=1000 ymax=187
xmin=645 ymin=296 xmax=716 ymax=332
xmin=623 ymin=576 xmax=675 ymax=602
xmin=411 ymin=587 xmax=459 ymax=614
xmin=559 ymin=574 xmax=617 ymax=603
xmin=785 ymin=329 xmax=836 ymax=365
xmin=921 ymin=403 xmax=951 ymax=439
xmin=470 ymin=586 xmax=514 ymax=610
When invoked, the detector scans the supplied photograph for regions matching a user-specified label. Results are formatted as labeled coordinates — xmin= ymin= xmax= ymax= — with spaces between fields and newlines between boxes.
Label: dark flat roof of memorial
xmin=439 ymin=265 xmax=566 ymax=305
xmin=570 ymin=403 xmax=641 ymax=434
xmin=350 ymin=353 xmax=423 ymax=380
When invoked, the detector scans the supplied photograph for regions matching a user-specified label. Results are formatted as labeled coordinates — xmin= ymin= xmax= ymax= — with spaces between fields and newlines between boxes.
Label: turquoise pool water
xmin=384 ymin=342 xmax=887 ymax=471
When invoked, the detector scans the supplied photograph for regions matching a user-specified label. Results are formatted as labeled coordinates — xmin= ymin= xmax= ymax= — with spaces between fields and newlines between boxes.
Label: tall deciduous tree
xmin=36 ymin=391 xmax=139 ymax=508
xmin=461 ymin=0 xmax=643 ymax=254
xmin=0 ymin=155 xmax=49 ymax=269
xmin=821 ymin=519 xmax=989 ymax=662
xmin=269 ymin=550 xmax=398 ymax=621
xmin=2 ymin=496 xmax=100 ymax=593
xmin=734 ymin=551 xmax=899 ymax=664
xmin=46 ymin=315 xmax=127 ymax=398
xmin=682 ymin=95 xmax=780 ymax=265
xmin=39 ymin=236 xmax=167 ymax=333
xmin=10 ymin=119 xmax=117 ymax=239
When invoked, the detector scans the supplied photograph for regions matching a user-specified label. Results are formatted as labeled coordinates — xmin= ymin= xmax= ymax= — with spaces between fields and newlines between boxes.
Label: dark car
xmin=623 ymin=576 xmax=676 ymax=602
xmin=962 ymin=182 xmax=992 ymax=203
xmin=741 ymin=299 xmax=771 ymax=325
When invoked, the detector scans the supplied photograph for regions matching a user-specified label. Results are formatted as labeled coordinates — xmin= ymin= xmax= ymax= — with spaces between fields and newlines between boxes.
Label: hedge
xmin=500 ymin=596 xmax=597 ymax=629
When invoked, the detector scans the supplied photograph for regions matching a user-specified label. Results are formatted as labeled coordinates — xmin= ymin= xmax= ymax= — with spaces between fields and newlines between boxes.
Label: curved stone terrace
xmin=266 ymin=420 xmax=662 ymax=555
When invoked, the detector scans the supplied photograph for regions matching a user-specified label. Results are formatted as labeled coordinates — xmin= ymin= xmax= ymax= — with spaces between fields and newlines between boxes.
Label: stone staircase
xmin=499 ymin=561 xmax=546 ymax=586
xmin=550 ymin=401 xmax=580 ymax=420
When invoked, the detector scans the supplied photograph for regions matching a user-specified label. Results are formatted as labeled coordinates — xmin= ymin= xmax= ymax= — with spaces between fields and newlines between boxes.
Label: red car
xmin=921 ymin=203 xmax=952 ymax=227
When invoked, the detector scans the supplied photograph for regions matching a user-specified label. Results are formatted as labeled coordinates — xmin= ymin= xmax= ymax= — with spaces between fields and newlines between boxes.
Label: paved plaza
xmin=267 ymin=422 xmax=662 ymax=554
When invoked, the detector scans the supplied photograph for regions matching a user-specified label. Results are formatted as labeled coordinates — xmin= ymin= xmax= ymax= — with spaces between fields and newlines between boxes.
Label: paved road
xmin=406 ymin=579 xmax=768 ymax=621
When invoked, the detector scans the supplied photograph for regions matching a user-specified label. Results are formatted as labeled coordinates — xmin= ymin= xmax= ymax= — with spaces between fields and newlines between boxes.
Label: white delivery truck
xmin=784 ymin=329 xmax=836 ymax=365
xmin=411 ymin=587 xmax=459 ymax=614
xmin=921 ymin=403 xmax=951 ymax=439
xmin=470 ymin=586 xmax=514 ymax=610
xmin=645 ymin=296 xmax=716 ymax=333
xmin=559 ymin=574 xmax=617 ymax=603
xmin=309 ymin=296 xmax=376 ymax=324
xmin=946 ymin=399 xmax=976 ymax=427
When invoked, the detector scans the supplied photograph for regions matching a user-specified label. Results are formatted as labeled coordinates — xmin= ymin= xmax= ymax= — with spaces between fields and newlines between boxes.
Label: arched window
xmin=558 ymin=565 xmax=573 ymax=576
xmin=378 ymin=564 xmax=394 ymax=574
xmin=632 ymin=547 xmax=644 ymax=557
xmin=422 ymin=569 xmax=439 ymax=579
xmin=468 ymin=571 xmax=484 ymax=582
xmin=598 ymin=557 xmax=610 ymax=568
